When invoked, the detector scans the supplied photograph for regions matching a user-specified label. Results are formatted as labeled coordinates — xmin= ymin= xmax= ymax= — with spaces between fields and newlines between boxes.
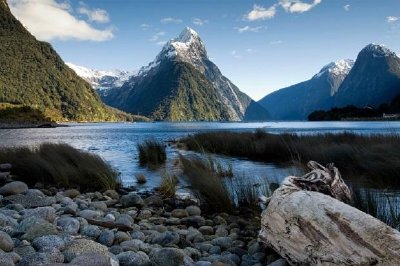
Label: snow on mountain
xmin=314 ymin=59 xmax=354 ymax=95
xmin=362 ymin=43 xmax=397 ymax=58
xmin=66 ymin=63 xmax=135 ymax=91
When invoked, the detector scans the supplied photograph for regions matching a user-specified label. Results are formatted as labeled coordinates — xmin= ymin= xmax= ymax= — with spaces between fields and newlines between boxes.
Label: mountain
xmin=334 ymin=44 xmax=400 ymax=108
xmin=103 ymin=27 xmax=269 ymax=121
xmin=258 ymin=59 xmax=354 ymax=120
xmin=66 ymin=63 xmax=135 ymax=94
xmin=0 ymin=0 xmax=122 ymax=121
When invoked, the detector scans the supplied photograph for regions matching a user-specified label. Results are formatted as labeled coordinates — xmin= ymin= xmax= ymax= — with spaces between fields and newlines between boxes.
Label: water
xmin=0 ymin=121 xmax=400 ymax=188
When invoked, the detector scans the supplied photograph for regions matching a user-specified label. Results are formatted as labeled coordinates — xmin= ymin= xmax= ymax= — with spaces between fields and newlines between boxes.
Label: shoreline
xmin=0 ymin=122 xmax=68 ymax=129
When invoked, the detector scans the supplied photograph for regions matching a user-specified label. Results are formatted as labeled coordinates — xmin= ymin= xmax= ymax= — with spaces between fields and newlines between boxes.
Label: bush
xmin=0 ymin=143 xmax=119 ymax=191
xmin=137 ymin=140 xmax=166 ymax=167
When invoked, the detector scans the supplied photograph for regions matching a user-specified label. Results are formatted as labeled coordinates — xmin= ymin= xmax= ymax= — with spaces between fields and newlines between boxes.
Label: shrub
xmin=137 ymin=140 xmax=166 ymax=167
xmin=0 ymin=143 xmax=119 ymax=191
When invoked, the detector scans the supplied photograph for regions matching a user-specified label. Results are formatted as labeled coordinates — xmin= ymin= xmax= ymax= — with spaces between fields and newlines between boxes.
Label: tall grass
xmin=182 ymin=131 xmax=400 ymax=187
xmin=351 ymin=185 xmax=400 ymax=230
xmin=137 ymin=140 xmax=166 ymax=167
xmin=0 ymin=143 xmax=119 ymax=191
xmin=158 ymin=172 xmax=178 ymax=198
xmin=179 ymin=155 xmax=274 ymax=213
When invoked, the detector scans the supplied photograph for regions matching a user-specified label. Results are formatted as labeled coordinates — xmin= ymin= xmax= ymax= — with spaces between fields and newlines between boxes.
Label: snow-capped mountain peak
xmin=362 ymin=43 xmax=397 ymax=58
xmin=66 ymin=63 xmax=135 ymax=91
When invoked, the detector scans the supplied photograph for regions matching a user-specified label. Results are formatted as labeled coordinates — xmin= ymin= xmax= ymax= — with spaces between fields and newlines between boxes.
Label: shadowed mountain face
xmin=103 ymin=27 xmax=270 ymax=121
xmin=334 ymin=44 xmax=400 ymax=108
xmin=0 ymin=0 xmax=119 ymax=121
xmin=259 ymin=44 xmax=400 ymax=120
xmin=258 ymin=60 xmax=354 ymax=120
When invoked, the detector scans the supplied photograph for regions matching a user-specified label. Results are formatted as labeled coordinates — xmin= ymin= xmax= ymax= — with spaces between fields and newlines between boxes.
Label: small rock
xmin=149 ymin=231 xmax=180 ymax=246
xmin=171 ymin=209 xmax=189 ymax=218
xmin=0 ymin=251 xmax=21 ymax=265
xmin=268 ymin=258 xmax=287 ymax=266
xmin=114 ymin=231 xmax=131 ymax=244
xmin=21 ymin=222 xmax=58 ymax=241
xmin=181 ymin=216 xmax=206 ymax=228
xmin=98 ymin=230 xmax=114 ymax=247
xmin=57 ymin=217 xmax=80 ymax=235
xmin=138 ymin=209 xmax=152 ymax=220
xmin=71 ymin=252 xmax=119 ymax=266
xmin=62 ymin=189 xmax=81 ymax=198
xmin=120 ymin=194 xmax=144 ymax=208
xmin=0 ymin=231 xmax=14 ymax=252
xmin=117 ymin=251 xmax=150 ymax=266
xmin=81 ymin=225 xmax=101 ymax=239
xmin=22 ymin=206 xmax=56 ymax=223
xmin=32 ymin=235 xmax=65 ymax=251
xmin=184 ymin=247 xmax=202 ymax=260
xmin=144 ymin=195 xmax=163 ymax=207
xmin=186 ymin=206 xmax=201 ymax=216
xmin=104 ymin=190 xmax=119 ymax=200
xmin=18 ymin=247 xmax=64 ymax=266
xmin=3 ymin=189 xmax=56 ymax=208
xmin=195 ymin=261 xmax=211 ymax=266
xmin=78 ymin=209 xmax=103 ymax=220
xmin=0 ymin=181 xmax=28 ymax=196
xmin=199 ymin=226 xmax=214 ymax=235
xmin=90 ymin=201 xmax=108 ymax=212
xmin=115 ymin=214 xmax=134 ymax=228
xmin=150 ymin=248 xmax=194 ymax=266
xmin=211 ymin=237 xmax=233 ymax=250
xmin=63 ymin=239 xmax=109 ymax=262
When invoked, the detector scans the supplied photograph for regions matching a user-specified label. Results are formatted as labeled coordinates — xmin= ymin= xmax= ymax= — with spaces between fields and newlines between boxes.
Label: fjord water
xmin=0 ymin=121 xmax=399 ymax=189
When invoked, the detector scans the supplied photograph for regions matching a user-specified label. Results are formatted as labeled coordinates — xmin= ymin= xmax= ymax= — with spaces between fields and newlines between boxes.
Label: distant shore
xmin=0 ymin=121 xmax=67 ymax=129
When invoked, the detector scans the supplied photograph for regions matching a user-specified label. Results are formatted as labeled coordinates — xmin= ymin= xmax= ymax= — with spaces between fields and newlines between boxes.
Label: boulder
xmin=63 ymin=239 xmax=109 ymax=262
xmin=149 ymin=248 xmax=194 ymax=266
xmin=0 ymin=231 xmax=13 ymax=252
xmin=117 ymin=251 xmax=150 ymax=266
xmin=0 ymin=181 xmax=28 ymax=196
xmin=57 ymin=217 xmax=80 ymax=235
xmin=120 ymin=193 xmax=144 ymax=208
xmin=70 ymin=252 xmax=119 ymax=266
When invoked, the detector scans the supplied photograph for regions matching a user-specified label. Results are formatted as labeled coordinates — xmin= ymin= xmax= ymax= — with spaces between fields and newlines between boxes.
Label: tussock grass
xmin=179 ymin=155 xmax=275 ymax=213
xmin=183 ymin=130 xmax=400 ymax=186
xmin=0 ymin=143 xmax=119 ymax=191
xmin=135 ymin=173 xmax=147 ymax=184
xmin=137 ymin=140 xmax=166 ymax=167
xmin=158 ymin=173 xmax=178 ymax=198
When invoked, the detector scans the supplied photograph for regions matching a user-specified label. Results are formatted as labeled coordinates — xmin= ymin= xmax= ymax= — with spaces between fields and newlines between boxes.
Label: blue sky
xmin=8 ymin=0 xmax=400 ymax=100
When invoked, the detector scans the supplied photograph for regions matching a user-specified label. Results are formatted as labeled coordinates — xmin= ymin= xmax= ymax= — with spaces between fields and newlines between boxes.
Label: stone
xmin=90 ymin=201 xmax=108 ymax=212
xmin=215 ymin=226 xmax=228 ymax=237
xmin=209 ymin=245 xmax=221 ymax=255
xmin=14 ymin=241 xmax=36 ymax=257
xmin=120 ymin=194 xmax=144 ymax=208
xmin=181 ymin=216 xmax=206 ymax=228
xmin=199 ymin=226 xmax=214 ymax=235
xmin=0 ymin=251 xmax=21 ymax=265
xmin=131 ymin=231 xmax=145 ymax=241
xmin=138 ymin=209 xmax=152 ymax=220
xmin=115 ymin=214 xmax=134 ymax=228
xmin=0 ymin=231 xmax=14 ymax=252
xmin=171 ymin=209 xmax=189 ymax=218
xmin=267 ymin=258 xmax=287 ymax=266
xmin=78 ymin=209 xmax=103 ymax=220
xmin=213 ymin=216 xmax=227 ymax=225
xmin=62 ymin=189 xmax=81 ymax=198
xmin=144 ymin=195 xmax=163 ymax=207
xmin=0 ymin=163 xmax=12 ymax=170
xmin=57 ymin=217 xmax=80 ymax=235
xmin=32 ymin=235 xmax=66 ymax=251
xmin=149 ymin=248 xmax=194 ymax=266
xmin=98 ymin=230 xmax=115 ymax=247
xmin=117 ymin=251 xmax=150 ymax=266
xmin=195 ymin=261 xmax=211 ymax=266
xmin=149 ymin=231 xmax=180 ymax=246
xmin=186 ymin=228 xmax=203 ymax=243
xmin=22 ymin=206 xmax=56 ymax=223
xmin=211 ymin=237 xmax=233 ymax=250
xmin=3 ymin=189 xmax=56 ymax=208
xmin=0 ymin=213 xmax=18 ymax=232
xmin=80 ymin=225 xmax=101 ymax=239
xmin=184 ymin=247 xmax=202 ymax=260
xmin=248 ymin=242 xmax=261 ymax=255
xmin=71 ymin=252 xmax=119 ymax=266
xmin=63 ymin=239 xmax=109 ymax=262
xmin=18 ymin=247 xmax=64 ymax=266
xmin=186 ymin=206 xmax=201 ymax=216
xmin=21 ymin=222 xmax=58 ymax=241
xmin=114 ymin=231 xmax=131 ymax=244
xmin=0 ymin=181 xmax=28 ymax=196
xmin=104 ymin=190 xmax=119 ymax=200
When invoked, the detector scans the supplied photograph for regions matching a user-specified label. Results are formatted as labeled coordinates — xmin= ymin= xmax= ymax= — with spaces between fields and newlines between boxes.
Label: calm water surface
xmin=0 ymin=121 xmax=399 ymax=188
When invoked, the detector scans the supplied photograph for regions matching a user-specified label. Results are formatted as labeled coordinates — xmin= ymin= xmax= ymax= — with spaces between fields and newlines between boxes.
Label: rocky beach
xmin=0 ymin=163 xmax=282 ymax=266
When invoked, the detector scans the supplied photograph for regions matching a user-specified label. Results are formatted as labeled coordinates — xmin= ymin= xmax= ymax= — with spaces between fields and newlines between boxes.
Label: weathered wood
xmin=259 ymin=161 xmax=400 ymax=265
xmin=85 ymin=218 xmax=133 ymax=231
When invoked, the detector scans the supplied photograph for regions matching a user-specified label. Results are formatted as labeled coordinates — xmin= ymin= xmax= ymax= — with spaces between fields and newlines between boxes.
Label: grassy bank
xmin=182 ymin=130 xmax=400 ymax=187
xmin=0 ymin=143 xmax=119 ymax=191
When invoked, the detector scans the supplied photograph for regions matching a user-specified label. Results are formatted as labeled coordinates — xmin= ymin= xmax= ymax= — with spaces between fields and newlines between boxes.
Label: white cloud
xmin=160 ymin=17 xmax=183 ymax=24
xmin=246 ymin=48 xmax=255 ymax=53
xmin=279 ymin=0 xmax=322 ymax=13
xmin=244 ymin=4 xmax=277 ymax=21
xmin=192 ymin=18 xmax=209 ymax=26
xmin=156 ymin=41 xmax=167 ymax=46
xmin=140 ymin=23 xmax=151 ymax=30
xmin=343 ymin=4 xmax=350 ymax=12
xmin=149 ymin=31 xmax=166 ymax=42
xmin=78 ymin=5 xmax=109 ymax=23
xmin=234 ymin=25 xmax=263 ymax=33
xmin=387 ymin=16 xmax=399 ymax=23
xmin=8 ymin=0 xmax=113 ymax=41
xmin=270 ymin=40 xmax=282 ymax=45
xmin=231 ymin=50 xmax=242 ymax=59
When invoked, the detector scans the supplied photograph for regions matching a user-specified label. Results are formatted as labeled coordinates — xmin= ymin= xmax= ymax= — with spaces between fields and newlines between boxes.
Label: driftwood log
xmin=259 ymin=161 xmax=400 ymax=265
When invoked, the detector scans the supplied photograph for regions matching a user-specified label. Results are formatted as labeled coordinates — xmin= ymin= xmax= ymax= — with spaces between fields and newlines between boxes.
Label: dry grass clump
xmin=137 ymin=140 xmax=166 ymax=167
xmin=0 ymin=143 xmax=119 ymax=191
xmin=158 ymin=173 xmax=178 ymax=198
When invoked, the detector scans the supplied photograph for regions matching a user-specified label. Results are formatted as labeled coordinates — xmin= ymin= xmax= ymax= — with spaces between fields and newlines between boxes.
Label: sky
xmin=7 ymin=0 xmax=400 ymax=100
